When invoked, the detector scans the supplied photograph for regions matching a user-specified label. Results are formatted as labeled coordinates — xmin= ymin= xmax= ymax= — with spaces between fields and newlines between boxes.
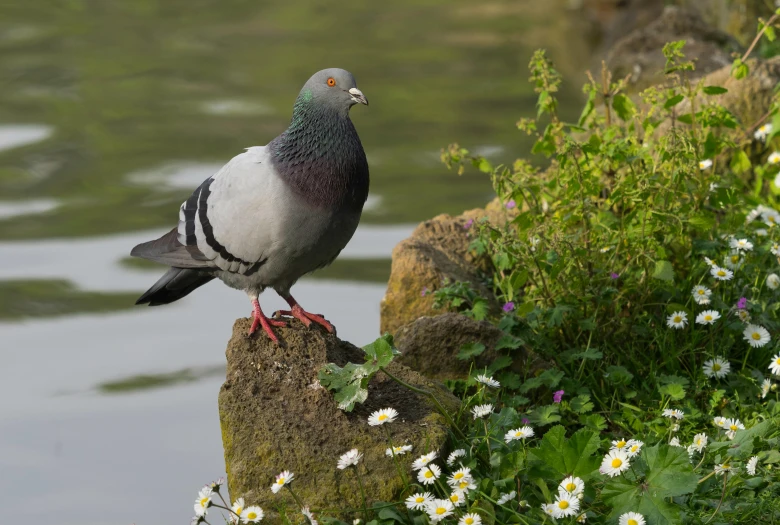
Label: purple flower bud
xmin=421 ymin=286 xmax=428 ymax=297
xmin=522 ymin=418 xmax=530 ymax=424
xmin=502 ymin=302 xmax=515 ymax=312
xmin=737 ymin=297 xmax=747 ymax=309
xmin=553 ymin=390 xmax=565 ymax=403
xmin=610 ymin=273 xmax=619 ymax=280
xmin=463 ymin=219 xmax=474 ymax=230
xmin=505 ymin=199 xmax=516 ymax=210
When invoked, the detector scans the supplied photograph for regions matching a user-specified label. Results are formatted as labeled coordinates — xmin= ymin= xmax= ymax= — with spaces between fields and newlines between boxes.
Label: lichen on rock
xmin=218 ymin=318 xmax=459 ymax=519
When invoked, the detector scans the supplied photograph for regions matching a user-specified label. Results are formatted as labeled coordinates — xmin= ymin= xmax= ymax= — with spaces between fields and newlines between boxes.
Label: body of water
xmin=0 ymin=1 xmax=595 ymax=522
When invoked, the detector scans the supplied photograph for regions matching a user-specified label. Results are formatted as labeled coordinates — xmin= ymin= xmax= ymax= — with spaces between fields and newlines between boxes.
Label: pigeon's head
xmin=298 ymin=68 xmax=368 ymax=114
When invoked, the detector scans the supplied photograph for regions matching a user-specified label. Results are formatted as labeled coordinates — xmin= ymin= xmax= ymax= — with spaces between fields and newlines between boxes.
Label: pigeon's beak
xmin=348 ymin=87 xmax=368 ymax=106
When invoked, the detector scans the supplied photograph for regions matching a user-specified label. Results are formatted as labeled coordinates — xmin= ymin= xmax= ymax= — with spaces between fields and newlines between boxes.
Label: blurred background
xmin=0 ymin=0 xmax=763 ymax=523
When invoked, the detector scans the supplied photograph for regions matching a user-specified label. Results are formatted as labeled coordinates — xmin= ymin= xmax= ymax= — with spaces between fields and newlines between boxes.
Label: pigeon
xmin=131 ymin=68 xmax=369 ymax=342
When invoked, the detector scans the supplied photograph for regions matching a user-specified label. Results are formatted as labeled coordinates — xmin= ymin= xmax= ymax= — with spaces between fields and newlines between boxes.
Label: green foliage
xmin=318 ymin=334 xmax=399 ymax=411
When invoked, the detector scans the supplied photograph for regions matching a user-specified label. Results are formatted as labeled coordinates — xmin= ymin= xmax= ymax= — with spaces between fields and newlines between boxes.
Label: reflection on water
xmin=0 ymin=0 xmax=596 ymax=523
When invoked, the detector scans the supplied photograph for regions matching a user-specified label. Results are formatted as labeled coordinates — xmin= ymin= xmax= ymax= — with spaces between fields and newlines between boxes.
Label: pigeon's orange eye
xmin=327 ymin=77 xmax=336 ymax=87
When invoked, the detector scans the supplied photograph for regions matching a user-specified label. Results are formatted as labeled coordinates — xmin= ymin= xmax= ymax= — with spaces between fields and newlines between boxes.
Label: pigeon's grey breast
xmin=178 ymin=146 xmax=361 ymax=294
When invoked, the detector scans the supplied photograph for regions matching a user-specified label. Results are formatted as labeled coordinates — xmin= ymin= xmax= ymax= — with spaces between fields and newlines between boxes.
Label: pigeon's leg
xmin=249 ymin=298 xmax=286 ymax=342
xmin=275 ymin=294 xmax=335 ymax=333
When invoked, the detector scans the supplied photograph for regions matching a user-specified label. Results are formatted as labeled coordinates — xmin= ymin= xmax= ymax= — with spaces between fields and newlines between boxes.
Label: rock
xmin=394 ymin=313 xmax=505 ymax=380
xmin=379 ymin=197 xmax=512 ymax=335
xmin=606 ymin=6 xmax=739 ymax=90
xmin=218 ymin=319 xmax=459 ymax=519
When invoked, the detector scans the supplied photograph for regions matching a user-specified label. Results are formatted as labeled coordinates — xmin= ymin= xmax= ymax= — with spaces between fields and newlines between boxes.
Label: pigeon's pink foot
xmin=276 ymin=295 xmax=334 ymax=333
xmin=249 ymin=299 xmax=286 ymax=342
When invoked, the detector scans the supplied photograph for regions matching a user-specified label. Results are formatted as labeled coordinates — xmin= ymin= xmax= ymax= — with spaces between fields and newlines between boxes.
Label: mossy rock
xmin=218 ymin=318 xmax=460 ymax=520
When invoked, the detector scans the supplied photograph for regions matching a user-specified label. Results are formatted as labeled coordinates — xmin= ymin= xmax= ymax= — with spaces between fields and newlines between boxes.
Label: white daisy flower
xmin=471 ymin=404 xmax=493 ymax=419
xmin=770 ymin=152 xmax=780 ymax=165
xmin=577 ymin=513 xmax=588 ymax=523
xmin=667 ymin=311 xmax=688 ymax=329
xmin=703 ymin=358 xmax=730 ymax=378
xmin=301 ymin=507 xmax=317 ymax=525
xmin=662 ymin=409 xmax=684 ymax=420
xmin=671 ymin=423 xmax=680 ymax=432
xmin=241 ymin=507 xmax=264 ymax=524
xmin=210 ymin=477 xmax=225 ymax=491
xmin=599 ymin=246 xmax=611 ymax=253
xmin=542 ymin=503 xmax=557 ymax=518
xmin=405 ymin=492 xmax=433 ymax=511
xmin=458 ymin=513 xmax=482 ymax=525
xmin=496 ymin=491 xmax=516 ymax=505
xmin=755 ymin=123 xmax=773 ymax=141
xmin=761 ymin=378 xmax=772 ymax=398
xmin=691 ymin=433 xmax=708 ymax=452
xmin=426 ymin=499 xmax=454 ymax=523
xmin=599 ymin=449 xmax=630 ymax=477
xmin=744 ymin=324 xmax=771 ymax=347
xmin=696 ymin=310 xmax=721 ymax=325
xmin=230 ymin=498 xmax=246 ymax=523
xmin=194 ymin=486 xmax=213 ymax=517
xmin=552 ymin=492 xmax=580 ymax=518
xmin=475 ymin=374 xmax=500 ymax=388
xmin=704 ymin=256 xmax=717 ymax=266
xmin=724 ymin=251 xmax=743 ymax=269
xmin=446 ymin=449 xmax=466 ymax=466
xmin=271 ymin=470 xmax=294 ymax=494
xmin=504 ymin=426 xmax=535 ymax=442
xmin=710 ymin=182 xmax=719 ymax=192
xmin=626 ymin=439 xmax=644 ymax=457
xmin=411 ymin=451 xmax=438 ymax=471
xmin=699 ymin=159 xmax=713 ymax=170
xmin=730 ymin=238 xmax=754 ymax=252
xmin=385 ymin=444 xmax=413 ymax=457
xmin=711 ymin=266 xmax=734 ymax=280
xmin=746 ymin=456 xmax=759 ymax=475
xmin=611 ymin=438 xmax=629 ymax=451
xmin=447 ymin=467 xmax=472 ymax=487
xmin=772 ymin=242 xmax=780 ymax=256
xmin=737 ymin=309 xmax=751 ymax=322
xmin=417 ymin=464 xmax=441 ymax=485
xmin=448 ymin=490 xmax=466 ymax=507
xmin=770 ymin=353 xmax=780 ymax=375
xmin=368 ymin=407 xmax=398 ymax=426
xmin=764 ymin=210 xmax=780 ymax=227
xmin=725 ymin=418 xmax=745 ymax=439
xmin=619 ymin=511 xmax=646 ymax=525
xmin=692 ymin=285 xmax=712 ymax=304
xmin=670 ymin=437 xmax=682 ymax=447
xmin=713 ymin=416 xmax=727 ymax=428
xmin=558 ymin=476 xmax=585 ymax=497
xmin=768 ymin=274 xmax=780 ymax=290
xmin=714 ymin=462 xmax=733 ymax=476
xmin=756 ymin=228 xmax=769 ymax=236
xmin=337 ymin=448 xmax=363 ymax=470
xmin=455 ymin=479 xmax=477 ymax=493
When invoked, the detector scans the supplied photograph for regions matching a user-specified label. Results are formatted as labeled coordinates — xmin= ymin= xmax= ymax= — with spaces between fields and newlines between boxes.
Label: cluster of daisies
xmin=664 ymin=231 xmax=780 ymax=393
xmin=191 ymin=478 xmax=264 ymax=525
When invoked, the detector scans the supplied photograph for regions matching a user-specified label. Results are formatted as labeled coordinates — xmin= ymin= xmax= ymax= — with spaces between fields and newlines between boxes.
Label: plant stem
xmin=286 ymin=485 xmax=305 ymax=511
xmin=354 ymin=465 xmax=369 ymax=521
xmin=704 ymin=472 xmax=729 ymax=524
xmin=741 ymin=13 xmax=779 ymax=63
xmin=384 ymin=425 xmax=409 ymax=488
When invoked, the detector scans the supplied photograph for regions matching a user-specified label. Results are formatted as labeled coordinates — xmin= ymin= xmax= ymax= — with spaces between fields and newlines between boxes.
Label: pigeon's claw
xmin=276 ymin=295 xmax=335 ymax=333
xmin=249 ymin=299 xmax=286 ymax=343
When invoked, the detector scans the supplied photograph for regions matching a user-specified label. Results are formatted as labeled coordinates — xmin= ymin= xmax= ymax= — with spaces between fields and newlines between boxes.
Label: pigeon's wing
xmin=130 ymin=227 xmax=215 ymax=268
xmin=174 ymin=146 xmax=287 ymax=275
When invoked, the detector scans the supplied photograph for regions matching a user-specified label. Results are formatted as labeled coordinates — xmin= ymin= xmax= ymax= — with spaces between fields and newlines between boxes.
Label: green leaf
xmin=730 ymin=150 xmax=752 ymax=174
xmin=457 ymin=342 xmax=486 ymax=360
xmin=495 ymin=335 xmax=523 ymax=351
xmin=612 ymin=93 xmax=636 ymax=121
xmin=570 ymin=394 xmax=594 ymax=414
xmin=363 ymin=334 xmax=398 ymax=368
xmin=664 ymin=94 xmax=685 ymax=109
xmin=376 ymin=504 xmax=406 ymax=523
xmin=659 ymin=383 xmax=686 ymax=400
xmin=499 ymin=451 xmax=525 ymax=478
xmin=606 ymin=365 xmax=634 ymax=385
xmin=652 ymin=260 xmax=674 ymax=282
xmin=529 ymin=426 xmax=601 ymax=479
xmin=572 ymin=347 xmax=603 ymax=360
xmin=603 ymin=445 xmax=698 ymax=524
xmin=528 ymin=405 xmax=561 ymax=426
xmin=580 ymin=414 xmax=607 ymax=431
xmin=688 ymin=214 xmax=715 ymax=230
xmin=703 ymin=86 xmax=728 ymax=95
xmin=731 ymin=58 xmax=749 ymax=80
xmin=579 ymin=88 xmax=597 ymax=126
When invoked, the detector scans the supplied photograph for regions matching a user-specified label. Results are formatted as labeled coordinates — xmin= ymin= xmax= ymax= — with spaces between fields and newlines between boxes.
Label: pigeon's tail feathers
xmin=131 ymin=228 xmax=214 ymax=269
xmin=136 ymin=267 xmax=216 ymax=306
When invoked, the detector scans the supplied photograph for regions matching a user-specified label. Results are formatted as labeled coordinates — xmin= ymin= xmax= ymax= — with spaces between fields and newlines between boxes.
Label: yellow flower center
xmin=752 ymin=332 xmax=761 ymax=340
xmin=246 ymin=512 xmax=257 ymax=520
xmin=235 ymin=507 xmax=243 ymax=515
xmin=718 ymin=270 xmax=725 ymax=276
xmin=454 ymin=472 xmax=464 ymax=480
xmin=459 ymin=481 xmax=469 ymax=489
xmin=713 ymin=363 xmax=721 ymax=371
xmin=566 ymin=482 xmax=576 ymax=492
xmin=776 ymin=358 xmax=780 ymax=365
xmin=673 ymin=316 xmax=682 ymax=323
xmin=450 ymin=494 xmax=459 ymax=502
xmin=630 ymin=445 xmax=639 ymax=452
xmin=425 ymin=470 xmax=434 ymax=478
xmin=559 ymin=500 xmax=569 ymax=509
xmin=465 ymin=519 xmax=474 ymax=525
xmin=378 ymin=414 xmax=388 ymax=421
xmin=698 ymin=290 xmax=705 ymax=295
xmin=515 ymin=431 xmax=523 ymax=437
xmin=415 ymin=496 xmax=424 ymax=503
xmin=199 ymin=498 xmax=209 ymax=506
xmin=611 ymin=458 xmax=623 ymax=468
xmin=616 ymin=440 xmax=626 ymax=448
xmin=436 ymin=507 xmax=446 ymax=515
xmin=277 ymin=478 xmax=285 ymax=485
xmin=705 ymin=315 xmax=712 ymax=321
xmin=730 ymin=424 xmax=737 ymax=431
xmin=771 ymin=216 xmax=777 ymax=224
xmin=628 ymin=520 xmax=638 ymax=525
